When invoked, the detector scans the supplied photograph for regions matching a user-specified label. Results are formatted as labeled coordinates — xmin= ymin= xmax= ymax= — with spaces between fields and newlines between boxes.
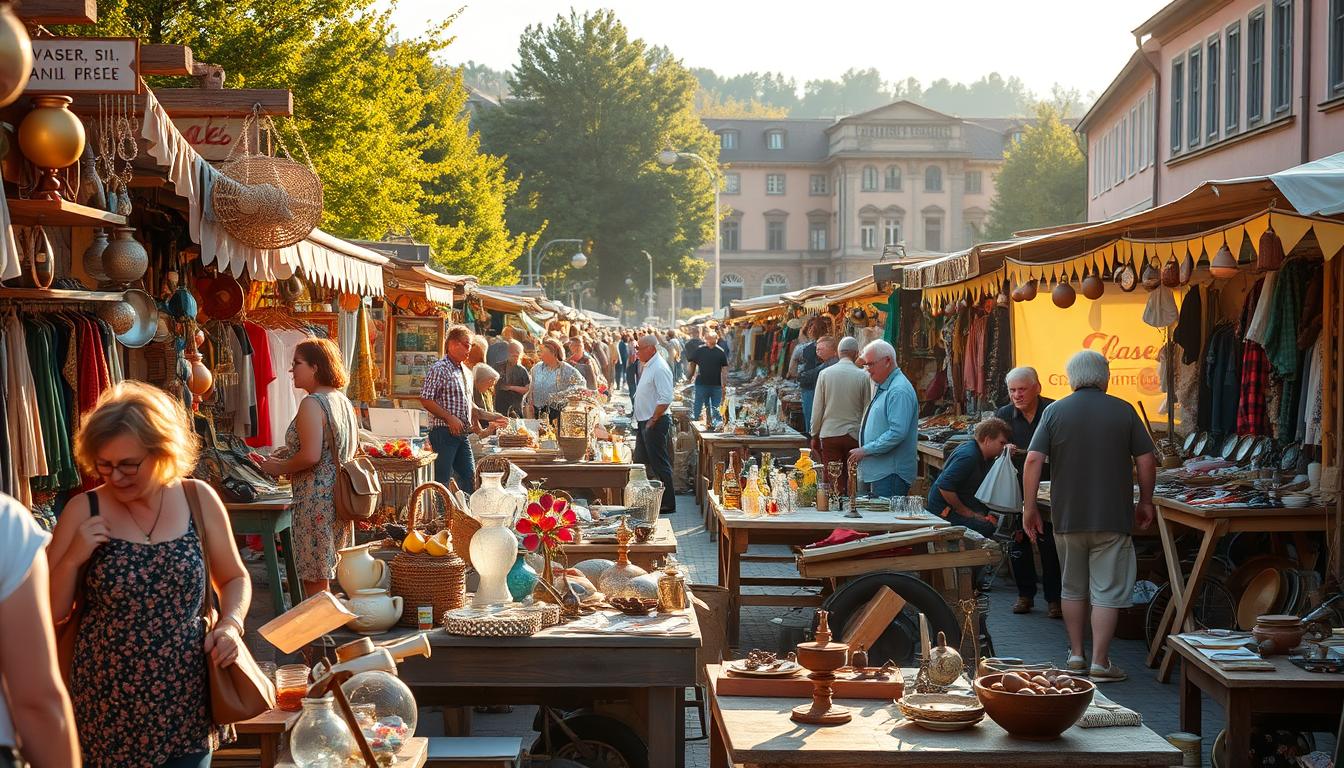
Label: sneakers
xmin=1012 ymin=597 xmax=1033 ymax=614
xmin=1047 ymin=601 xmax=1063 ymax=619
xmin=1065 ymin=654 xmax=1087 ymax=672
xmin=1089 ymin=662 xmax=1128 ymax=682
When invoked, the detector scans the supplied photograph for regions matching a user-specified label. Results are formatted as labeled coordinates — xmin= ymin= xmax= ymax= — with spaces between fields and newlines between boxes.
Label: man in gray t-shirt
xmin=1023 ymin=350 xmax=1156 ymax=683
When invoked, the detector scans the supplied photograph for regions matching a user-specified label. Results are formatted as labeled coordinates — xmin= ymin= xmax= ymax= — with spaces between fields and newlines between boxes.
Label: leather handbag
xmin=55 ymin=493 xmax=100 ymax=687
xmin=184 ymin=480 xmax=277 ymax=724
xmin=323 ymin=401 xmax=381 ymax=522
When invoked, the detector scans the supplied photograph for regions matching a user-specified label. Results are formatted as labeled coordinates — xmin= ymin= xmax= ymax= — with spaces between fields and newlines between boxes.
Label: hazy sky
xmin=381 ymin=0 xmax=1173 ymax=99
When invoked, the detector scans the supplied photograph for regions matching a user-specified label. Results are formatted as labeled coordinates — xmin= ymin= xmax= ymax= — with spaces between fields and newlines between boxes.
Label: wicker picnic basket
xmin=389 ymin=482 xmax=466 ymax=627
xmin=444 ymin=477 xmax=481 ymax=567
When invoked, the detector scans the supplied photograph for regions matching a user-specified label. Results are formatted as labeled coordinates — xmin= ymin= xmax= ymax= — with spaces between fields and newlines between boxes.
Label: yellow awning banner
xmin=1271 ymin=212 xmax=1313 ymax=255
xmin=1244 ymin=214 xmax=1270 ymax=249
xmin=1314 ymin=221 xmax=1344 ymax=261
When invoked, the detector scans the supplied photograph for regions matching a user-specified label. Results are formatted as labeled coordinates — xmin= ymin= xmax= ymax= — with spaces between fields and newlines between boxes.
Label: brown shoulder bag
xmin=184 ymin=480 xmax=277 ymax=724
xmin=322 ymin=399 xmax=381 ymax=522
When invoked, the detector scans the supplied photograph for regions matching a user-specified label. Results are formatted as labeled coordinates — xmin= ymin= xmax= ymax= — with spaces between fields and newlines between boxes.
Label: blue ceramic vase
xmin=506 ymin=551 xmax=538 ymax=601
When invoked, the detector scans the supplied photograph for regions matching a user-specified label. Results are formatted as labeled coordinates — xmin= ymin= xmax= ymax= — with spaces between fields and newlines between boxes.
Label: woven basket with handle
xmin=445 ymin=477 xmax=481 ymax=567
xmin=389 ymin=482 xmax=466 ymax=627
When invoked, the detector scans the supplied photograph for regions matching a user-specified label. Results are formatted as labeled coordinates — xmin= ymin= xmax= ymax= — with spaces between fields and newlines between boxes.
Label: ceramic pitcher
xmin=336 ymin=542 xmax=391 ymax=595
xmin=341 ymin=588 xmax=403 ymax=635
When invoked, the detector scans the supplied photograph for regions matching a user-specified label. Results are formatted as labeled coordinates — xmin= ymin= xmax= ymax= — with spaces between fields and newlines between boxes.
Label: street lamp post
xmin=527 ymin=237 xmax=586 ymax=286
xmin=640 ymin=250 xmax=655 ymax=321
xmin=657 ymin=149 xmax=721 ymax=310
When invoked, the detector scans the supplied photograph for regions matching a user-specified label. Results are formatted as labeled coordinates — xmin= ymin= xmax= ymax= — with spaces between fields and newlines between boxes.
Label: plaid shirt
xmin=420 ymin=356 xmax=472 ymax=428
xmin=1235 ymin=341 xmax=1270 ymax=436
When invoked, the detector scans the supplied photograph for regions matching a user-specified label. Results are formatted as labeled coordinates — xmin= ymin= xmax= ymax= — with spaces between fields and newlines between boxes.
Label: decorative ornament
xmin=18 ymin=96 xmax=86 ymax=200
xmin=1210 ymin=244 xmax=1239 ymax=278
xmin=790 ymin=611 xmax=851 ymax=725
xmin=1179 ymin=253 xmax=1194 ymax=285
xmin=1256 ymin=227 xmax=1284 ymax=271
xmin=0 ymin=1 xmax=33 ymax=108
xmin=1116 ymin=263 xmax=1138 ymax=292
xmin=1080 ymin=273 xmax=1105 ymax=300
xmin=1051 ymin=281 xmax=1076 ymax=309
xmin=82 ymin=229 xmax=110 ymax=285
xmin=99 ymin=300 xmax=136 ymax=334
xmin=102 ymin=226 xmax=149 ymax=284
xmin=596 ymin=518 xmax=649 ymax=599
xmin=1140 ymin=261 xmax=1161 ymax=290
xmin=1019 ymin=280 xmax=1038 ymax=301
xmin=1160 ymin=259 xmax=1180 ymax=288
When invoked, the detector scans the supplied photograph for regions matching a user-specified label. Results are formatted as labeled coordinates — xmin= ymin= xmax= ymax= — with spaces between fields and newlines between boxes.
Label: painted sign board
xmin=175 ymin=116 xmax=248 ymax=161
xmin=28 ymin=37 xmax=141 ymax=94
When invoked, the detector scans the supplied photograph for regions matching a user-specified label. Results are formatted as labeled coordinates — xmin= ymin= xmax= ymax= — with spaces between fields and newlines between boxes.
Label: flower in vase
xmin=515 ymin=493 xmax=578 ymax=553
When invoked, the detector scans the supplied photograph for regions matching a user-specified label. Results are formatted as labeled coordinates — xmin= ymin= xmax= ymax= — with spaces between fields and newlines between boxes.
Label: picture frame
xmin=301 ymin=312 xmax=339 ymax=344
xmin=387 ymin=315 xmax=445 ymax=398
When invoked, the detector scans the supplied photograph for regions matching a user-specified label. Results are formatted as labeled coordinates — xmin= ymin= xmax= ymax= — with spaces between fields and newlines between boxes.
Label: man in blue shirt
xmin=850 ymin=340 xmax=919 ymax=497
xmin=924 ymin=418 xmax=1012 ymax=537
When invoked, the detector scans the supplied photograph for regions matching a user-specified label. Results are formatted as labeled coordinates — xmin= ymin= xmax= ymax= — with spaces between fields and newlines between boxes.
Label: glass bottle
xmin=741 ymin=466 xmax=763 ymax=517
xmin=290 ymin=696 xmax=358 ymax=768
xmin=721 ymin=454 xmax=742 ymax=509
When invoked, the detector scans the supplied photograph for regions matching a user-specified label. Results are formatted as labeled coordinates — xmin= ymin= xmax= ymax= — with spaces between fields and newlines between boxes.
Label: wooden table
xmin=1170 ymin=636 xmax=1344 ymax=764
xmin=1146 ymin=497 xmax=1334 ymax=681
xmin=318 ymin=613 xmax=700 ymax=768
xmin=709 ymin=491 xmax=948 ymax=645
xmin=916 ymin=441 xmax=947 ymax=479
xmin=226 ymin=498 xmax=304 ymax=613
xmin=569 ymin=517 xmax=677 ymax=570
xmin=502 ymin=459 xmax=639 ymax=505
xmin=706 ymin=665 xmax=1180 ymax=767
xmin=692 ymin=422 xmax=809 ymax=527
xmin=236 ymin=707 xmax=299 ymax=768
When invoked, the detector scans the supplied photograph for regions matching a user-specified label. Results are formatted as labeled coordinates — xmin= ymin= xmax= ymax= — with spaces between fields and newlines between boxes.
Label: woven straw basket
xmin=210 ymin=111 xmax=323 ymax=250
xmin=389 ymin=482 xmax=466 ymax=627
xmin=445 ymin=477 xmax=481 ymax=567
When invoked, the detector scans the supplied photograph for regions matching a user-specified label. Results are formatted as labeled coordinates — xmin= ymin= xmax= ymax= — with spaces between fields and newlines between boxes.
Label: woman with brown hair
xmin=259 ymin=338 xmax=358 ymax=596
xmin=48 ymin=382 xmax=251 ymax=768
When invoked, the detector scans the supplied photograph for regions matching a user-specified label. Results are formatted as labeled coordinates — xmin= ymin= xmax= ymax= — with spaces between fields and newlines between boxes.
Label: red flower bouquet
xmin=515 ymin=493 xmax=578 ymax=553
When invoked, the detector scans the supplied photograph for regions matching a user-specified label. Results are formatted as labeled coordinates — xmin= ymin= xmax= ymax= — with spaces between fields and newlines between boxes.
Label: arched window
xmin=861 ymin=165 xmax=878 ymax=191
xmin=885 ymin=165 xmax=902 ymax=191
xmin=721 ymin=272 xmax=745 ymax=287
xmin=762 ymin=273 xmax=789 ymax=294
xmin=720 ymin=272 xmax=744 ymax=306
xmin=925 ymin=165 xmax=943 ymax=192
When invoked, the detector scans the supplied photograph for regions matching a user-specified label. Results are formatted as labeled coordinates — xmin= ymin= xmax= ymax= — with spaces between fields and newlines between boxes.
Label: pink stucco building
xmin=683 ymin=102 xmax=1025 ymax=308
xmin=1080 ymin=0 xmax=1344 ymax=222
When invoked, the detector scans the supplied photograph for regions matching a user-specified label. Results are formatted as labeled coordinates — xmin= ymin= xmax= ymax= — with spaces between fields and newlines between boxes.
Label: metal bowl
xmin=115 ymin=288 xmax=159 ymax=349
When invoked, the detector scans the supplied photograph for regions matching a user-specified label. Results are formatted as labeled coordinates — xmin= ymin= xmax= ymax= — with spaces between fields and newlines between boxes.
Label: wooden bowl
xmin=973 ymin=673 xmax=1094 ymax=740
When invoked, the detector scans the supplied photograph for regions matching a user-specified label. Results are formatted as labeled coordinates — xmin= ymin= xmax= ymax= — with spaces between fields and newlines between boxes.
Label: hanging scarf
xmin=348 ymin=303 xmax=379 ymax=404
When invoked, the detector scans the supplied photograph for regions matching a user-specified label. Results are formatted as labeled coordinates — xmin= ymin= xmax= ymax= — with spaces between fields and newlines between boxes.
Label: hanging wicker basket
xmin=211 ymin=109 xmax=323 ymax=250
xmin=389 ymin=482 xmax=466 ymax=627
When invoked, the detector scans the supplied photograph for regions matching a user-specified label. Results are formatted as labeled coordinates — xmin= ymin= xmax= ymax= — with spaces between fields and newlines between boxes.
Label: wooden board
xmin=69 ymin=88 xmax=294 ymax=117
xmin=6 ymin=198 xmax=127 ymax=228
xmin=798 ymin=526 xmax=966 ymax=563
xmin=13 ymin=0 xmax=96 ymax=24
xmin=141 ymin=44 xmax=195 ymax=76
xmin=841 ymin=586 xmax=906 ymax=651
xmin=799 ymin=547 xmax=1001 ymax=579
xmin=714 ymin=667 xmax=903 ymax=700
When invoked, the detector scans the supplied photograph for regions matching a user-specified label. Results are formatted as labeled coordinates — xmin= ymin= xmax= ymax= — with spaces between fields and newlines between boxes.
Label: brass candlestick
xmin=844 ymin=461 xmax=861 ymax=518
xmin=790 ymin=610 xmax=851 ymax=725
xmin=825 ymin=461 xmax=845 ymax=513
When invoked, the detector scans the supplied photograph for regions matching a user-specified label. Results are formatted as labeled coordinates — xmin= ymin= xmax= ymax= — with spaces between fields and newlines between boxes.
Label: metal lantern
xmin=1210 ymin=244 xmax=1239 ymax=279
xmin=18 ymin=95 xmax=85 ymax=200
xmin=558 ymin=394 xmax=597 ymax=462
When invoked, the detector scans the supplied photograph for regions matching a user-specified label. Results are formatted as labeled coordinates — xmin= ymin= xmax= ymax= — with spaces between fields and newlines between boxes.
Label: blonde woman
xmin=259 ymin=338 xmax=358 ymax=597
xmin=48 ymin=382 xmax=250 ymax=768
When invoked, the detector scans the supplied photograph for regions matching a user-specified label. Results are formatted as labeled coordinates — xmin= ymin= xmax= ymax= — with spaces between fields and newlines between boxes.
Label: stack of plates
xmin=897 ymin=693 xmax=985 ymax=731
xmin=1280 ymin=493 xmax=1312 ymax=508
xmin=724 ymin=659 xmax=802 ymax=678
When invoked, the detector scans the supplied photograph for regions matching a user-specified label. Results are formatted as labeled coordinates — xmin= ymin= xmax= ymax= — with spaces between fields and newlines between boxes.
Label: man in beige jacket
xmin=810 ymin=336 xmax=872 ymax=479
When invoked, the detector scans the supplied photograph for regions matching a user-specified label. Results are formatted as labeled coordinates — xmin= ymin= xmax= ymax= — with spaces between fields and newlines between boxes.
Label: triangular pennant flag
xmin=1202 ymin=231 xmax=1225 ymax=263
xmin=1186 ymin=238 xmax=1203 ymax=261
xmin=1226 ymin=225 xmax=1246 ymax=259
xmin=1312 ymin=221 xmax=1344 ymax=261
xmin=1116 ymin=241 xmax=1129 ymax=263
xmin=1270 ymin=212 xmax=1313 ymax=255
xmin=1143 ymin=242 xmax=1157 ymax=261
xmin=1244 ymin=215 xmax=1270 ymax=254
xmin=1156 ymin=241 xmax=1174 ymax=262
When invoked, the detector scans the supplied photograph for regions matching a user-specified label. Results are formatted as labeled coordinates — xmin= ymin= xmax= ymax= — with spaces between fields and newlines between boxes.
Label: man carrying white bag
xmin=923 ymin=417 xmax=1015 ymax=537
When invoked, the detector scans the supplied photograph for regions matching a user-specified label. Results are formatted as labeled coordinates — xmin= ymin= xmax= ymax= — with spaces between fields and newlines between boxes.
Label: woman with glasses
xmin=47 ymin=382 xmax=251 ymax=768
xmin=259 ymin=338 xmax=358 ymax=597
xmin=529 ymin=337 xmax=585 ymax=425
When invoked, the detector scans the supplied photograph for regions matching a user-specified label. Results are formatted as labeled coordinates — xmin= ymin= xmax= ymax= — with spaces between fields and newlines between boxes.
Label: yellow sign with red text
xmin=1011 ymin=291 xmax=1168 ymax=420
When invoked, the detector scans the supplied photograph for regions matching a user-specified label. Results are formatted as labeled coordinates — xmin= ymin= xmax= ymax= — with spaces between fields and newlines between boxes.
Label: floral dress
xmin=73 ymin=503 xmax=216 ymax=767
xmin=283 ymin=391 xmax=357 ymax=580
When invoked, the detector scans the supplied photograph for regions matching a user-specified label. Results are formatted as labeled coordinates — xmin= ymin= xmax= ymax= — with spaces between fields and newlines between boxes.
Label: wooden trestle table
xmin=692 ymin=422 xmax=809 ymax=530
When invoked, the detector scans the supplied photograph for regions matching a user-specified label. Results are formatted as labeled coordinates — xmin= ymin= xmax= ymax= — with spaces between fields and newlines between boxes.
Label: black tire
xmin=817 ymin=572 xmax=962 ymax=667
xmin=531 ymin=713 xmax=648 ymax=768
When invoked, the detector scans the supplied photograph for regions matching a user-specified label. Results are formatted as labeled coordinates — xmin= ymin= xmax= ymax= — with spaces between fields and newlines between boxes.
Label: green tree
xmin=985 ymin=104 xmax=1086 ymax=240
xmin=69 ymin=0 xmax=527 ymax=282
xmin=480 ymin=10 xmax=716 ymax=302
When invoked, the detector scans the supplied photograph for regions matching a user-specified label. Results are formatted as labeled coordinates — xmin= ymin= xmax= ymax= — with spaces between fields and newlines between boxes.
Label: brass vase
xmin=102 ymin=226 xmax=149 ymax=284
xmin=18 ymin=96 xmax=86 ymax=200
xmin=0 ymin=1 xmax=32 ymax=109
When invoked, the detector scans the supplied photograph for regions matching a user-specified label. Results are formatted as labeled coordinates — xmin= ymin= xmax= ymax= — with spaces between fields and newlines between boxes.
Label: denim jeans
xmin=692 ymin=384 xmax=723 ymax=426
xmin=800 ymin=389 xmax=816 ymax=436
xmin=428 ymin=425 xmax=475 ymax=493
xmin=865 ymin=474 xmax=910 ymax=497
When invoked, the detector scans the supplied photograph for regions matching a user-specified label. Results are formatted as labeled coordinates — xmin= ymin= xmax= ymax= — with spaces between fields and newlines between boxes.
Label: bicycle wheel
xmin=1144 ymin=579 xmax=1238 ymax=652
xmin=818 ymin=572 xmax=961 ymax=667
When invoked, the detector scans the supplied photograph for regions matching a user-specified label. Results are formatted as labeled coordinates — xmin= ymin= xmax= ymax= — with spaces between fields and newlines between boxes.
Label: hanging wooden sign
xmin=27 ymin=38 xmax=140 ymax=94
xmin=175 ymin=116 xmax=248 ymax=161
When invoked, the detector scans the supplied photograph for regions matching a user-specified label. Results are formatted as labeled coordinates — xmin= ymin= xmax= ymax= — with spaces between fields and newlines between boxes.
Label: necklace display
xmin=94 ymin=93 xmax=138 ymax=216
xmin=127 ymin=487 xmax=167 ymax=544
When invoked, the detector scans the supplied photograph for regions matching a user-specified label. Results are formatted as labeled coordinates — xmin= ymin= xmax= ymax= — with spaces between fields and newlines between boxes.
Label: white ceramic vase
xmin=468 ymin=472 xmax=519 ymax=607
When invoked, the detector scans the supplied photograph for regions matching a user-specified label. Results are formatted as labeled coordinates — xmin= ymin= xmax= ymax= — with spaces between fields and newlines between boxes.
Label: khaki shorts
xmin=1053 ymin=531 xmax=1136 ymax=608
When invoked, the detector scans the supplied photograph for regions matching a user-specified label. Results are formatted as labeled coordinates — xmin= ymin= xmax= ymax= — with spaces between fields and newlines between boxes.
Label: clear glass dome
xmin=290 ymin=696 xmax=357 ymax=768
xmin=341 ymin=670 xmax=418 ymax=738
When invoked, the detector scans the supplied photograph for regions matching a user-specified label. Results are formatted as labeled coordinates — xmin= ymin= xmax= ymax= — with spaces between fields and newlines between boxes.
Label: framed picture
xmin=302 ymin=312 xmax=339 ymax=344
xmin=387 ymin=315 xmax=444 ymax=398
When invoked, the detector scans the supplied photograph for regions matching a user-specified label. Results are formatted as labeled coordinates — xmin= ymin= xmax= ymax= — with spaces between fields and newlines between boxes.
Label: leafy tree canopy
xmin=479 ymin=10 xmax=716 ymax=302
xmin=984 ymin=104 xmax=1086 ymax=241
xmin=69 ymin=0 xmax=528 ymax=283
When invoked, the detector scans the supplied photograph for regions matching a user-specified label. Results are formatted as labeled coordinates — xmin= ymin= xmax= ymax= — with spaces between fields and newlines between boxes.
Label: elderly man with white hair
xmin=1023 ymin=349 xmax=1156 ymax=682
xmin=633 ymin=333 xmax=677 ymax=516
xmin=849 ymin=339 xmax=919 ymax=497
xmin=994 ymin=366 xmax=1062 ymax=618
xmin=810 ymin=336 xmax=871 ymax=477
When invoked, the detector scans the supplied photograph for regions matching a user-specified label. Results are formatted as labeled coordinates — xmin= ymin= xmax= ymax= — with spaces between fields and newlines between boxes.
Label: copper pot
xmin=1251 ymin=620 xmax=1304 ymax=656
xmin=1080 ymin=274 xmax=1105 ymax=300
xmin=1051 ymin=281 xmax=1076 ymax=309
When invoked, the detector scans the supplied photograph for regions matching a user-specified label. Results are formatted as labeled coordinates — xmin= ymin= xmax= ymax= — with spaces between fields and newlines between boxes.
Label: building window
xmin=720 ymin=220 xmax=740 ymax=252
xmin=1188 ymin=46 xmax=1202 ymax=148
xmin=1206 ymin=37 xmax=1220 ymax=142
xmin=766 ymin=220 xmax=786 ymax=251
xmin=964 ymin=221 xmax=982 ymax=248
xmin=860 ymin=221 xmax=877 ymax=251
xmin=924 ymin=216 xmax=943 ymax=252
xmin=1113 ymin=124 xmax=1121 ymax=184
xmin=885 ymin=165 xmax=902 ymax=191
xmin=1171 ymin=56 xmax=1185 ymax=153
xmin=766 ymin=129 xmax=786 ymax=150
xmin=719 ymin=130 xmax=738 ymax=150
xmin=1331 ymin=0 xmax=1344 ymax=98
xmin=681 ymin=287 xmax=703 ymax=310
xmin=762 ymin=273 xmax=789 ymax=294
xmin=720 ymin=273 xmax=743 ymax=306
xmin=1227 ymin=22 xmax=1242 ymax=133
xmin=1248 ymin=8 xmax=1265 ymax=124
xmin=1138 ymin=96 xmax=1148 ymax=169
xmin=809 ymin=222 xmax=828 ymax=251
xmin=812 ymin=267 xmax=827 ymax=285
xmin=1270 ymin=0 xmax=1293 ymax=115
xmin=861 ymin=165 xmax=878 ymax=191
xmin=809 ymin=174 xmax=828 ymax=195
xmin=1128 ymin=108 xmax=1138 ymax=176
xmin=1119 ymin=116 xmax=1128 ymax=180
xmin=966 ymin=170 xmax=982 ymax=194
xmin=723 ymin=172 xmax=740 ymax=195
xmin=924 ymin=165 xmax=943 ymax=192
xmin=766 ymin=173 xmax=785 ymax=195
xmin=883 ymin=218 xmax=902 ymax=246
